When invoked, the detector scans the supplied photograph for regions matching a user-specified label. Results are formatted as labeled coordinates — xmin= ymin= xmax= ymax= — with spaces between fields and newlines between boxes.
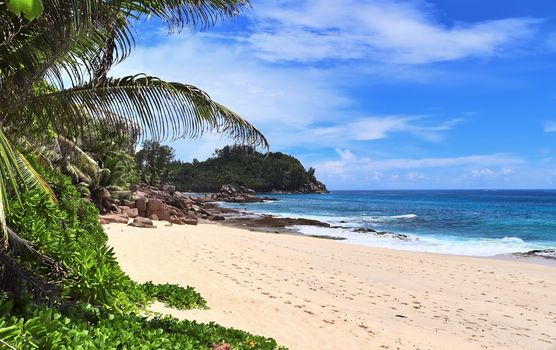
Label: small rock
xmin=148 ymin=214 xmax=159 ymax=221
xmin=134 ymin=217 xmax=153 ymax=226
xmin=169 ymin=217 xmax=185 ymax=225
xmin=100 ymin=214 xmax=129 ymax=224
xmin=182 ymin=218 xmax=198 ymax=226
xmin=212 ymin=343 xmax=231 ymax=350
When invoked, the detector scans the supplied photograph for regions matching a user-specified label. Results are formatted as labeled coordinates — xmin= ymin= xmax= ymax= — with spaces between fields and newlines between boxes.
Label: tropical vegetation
xmin=170 ymin=145 xmax=324 ymax=192
xmin=0 ymin=0 xmax=285 ymax=348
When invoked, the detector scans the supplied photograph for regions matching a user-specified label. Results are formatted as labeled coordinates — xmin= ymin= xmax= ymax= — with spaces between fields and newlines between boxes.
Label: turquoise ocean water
xmin=222 ymin=190 xmax=556 ymax=256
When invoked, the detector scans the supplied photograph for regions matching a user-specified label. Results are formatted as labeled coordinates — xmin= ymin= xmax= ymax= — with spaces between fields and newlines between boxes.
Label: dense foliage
xmin=136 ymin=140 xmax=177 ymax=186
xmin=170 ymin=145 xmax=321 ymax=192
xmin=0 ymin=297 xmax=284 ymax=350
xmin=0 ymin=168 xmax=284 ymax=349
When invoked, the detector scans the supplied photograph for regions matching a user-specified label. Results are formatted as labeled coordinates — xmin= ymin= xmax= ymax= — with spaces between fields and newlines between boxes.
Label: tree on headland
xmin=170 ymin=145 xmax=327 ymax=193
xmin=0 ymin=0 xmax=267 ymax=299
xmin=136 ymin=140 xmax=176 ymax=186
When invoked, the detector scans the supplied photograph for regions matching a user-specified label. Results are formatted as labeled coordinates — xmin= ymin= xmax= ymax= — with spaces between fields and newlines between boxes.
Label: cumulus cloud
xmin=471 ymin=167 xmax=513 ymax=178
xmin=319 ymin=149 xmax=523 ymax=176
xmin=111 ymin=34 xmax=352 ymax=158
xmin=244 ymin=0 xmax=541 ymax=64
xmin=310 ymin=116 xmax=463 ymax=143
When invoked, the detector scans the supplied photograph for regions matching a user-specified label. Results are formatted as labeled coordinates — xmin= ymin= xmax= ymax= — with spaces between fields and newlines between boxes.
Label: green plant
xmin=142 ymin=281 xmax=208 ymax=310
xmin=0 ymin=295 xmax=286 ymax=350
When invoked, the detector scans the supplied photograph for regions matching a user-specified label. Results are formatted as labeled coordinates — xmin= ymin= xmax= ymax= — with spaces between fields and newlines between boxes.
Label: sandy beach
xmin=106 ymin=222 xmax=556 ymax=350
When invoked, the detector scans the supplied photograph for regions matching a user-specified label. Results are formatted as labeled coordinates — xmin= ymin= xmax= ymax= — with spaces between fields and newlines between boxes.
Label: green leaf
xmin=6 ymin=0 xmax=44 ymax=20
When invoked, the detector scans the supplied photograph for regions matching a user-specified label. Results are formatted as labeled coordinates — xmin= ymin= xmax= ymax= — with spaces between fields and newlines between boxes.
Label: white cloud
xmin=408 ymin=171 xmax=425 ymax=180
xmin=111 ymin=34 xmax=351 ymax=158
xmin=471 ymin=168 xmax=495 ymax=177
xmin=310 ymin=116 xmax=463 ymax=143
xmin=471 ymin=167 xmax=514 ymax=178
xmin=545 ymin=121 xmax=556 ymax=132
xmin=319 ymin=149 xmax=523 ymax=177
xmin=244 ymin=0 xmax=541 ymax=64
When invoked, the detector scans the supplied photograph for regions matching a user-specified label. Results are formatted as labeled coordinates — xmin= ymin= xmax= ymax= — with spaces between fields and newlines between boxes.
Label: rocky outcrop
xmin=513 ymin=249 xmax=556 ymax=260
xmin=205 ymin=184 xmax=275 ymax=203
xmin=99 ymin=214 xmax=129 ymax=224
xmin=101 ymin=184 xmax=212 ymax=227
xmin=297 ymin=180 xmax=328 ymax=194
xmin=351 ymin=227 xmax=410 ymax=241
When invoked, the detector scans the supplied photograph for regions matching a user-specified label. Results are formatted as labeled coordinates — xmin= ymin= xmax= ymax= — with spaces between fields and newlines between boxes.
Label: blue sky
xmin=113 ymin=0 xmax=556 ymax=189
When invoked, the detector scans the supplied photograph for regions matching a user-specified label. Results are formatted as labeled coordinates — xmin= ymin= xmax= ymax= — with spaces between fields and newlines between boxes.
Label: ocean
xmin=221 ymin=190 xmax=556 ymax=257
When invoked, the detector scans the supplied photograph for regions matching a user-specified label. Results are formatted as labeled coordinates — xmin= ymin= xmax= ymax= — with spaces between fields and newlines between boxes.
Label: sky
xmin=112 ymin=0 xmax=556 ymax=190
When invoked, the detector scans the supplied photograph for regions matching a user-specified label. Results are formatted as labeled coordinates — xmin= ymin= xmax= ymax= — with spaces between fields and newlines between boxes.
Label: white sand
xmin=106 ymin=222 xmax=556 ymax=350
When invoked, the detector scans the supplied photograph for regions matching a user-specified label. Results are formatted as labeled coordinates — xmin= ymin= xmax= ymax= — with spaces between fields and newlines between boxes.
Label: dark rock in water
xmin=296 ymin=180 xmax=329 ymax=194
xmin=228 ymin=216 xmax=331 ymax=228
xmin=351 ymin=227 xmax=410 ymax=241
xmin=308 ymin=234 xmax=347 ymax=240
xmin=514 ymin=249 xmax=556 ymax=260
xmin=205 ymin=184 xmax=275 ymax=203
xmin=353 ymin=228 xmax=378 ymax=233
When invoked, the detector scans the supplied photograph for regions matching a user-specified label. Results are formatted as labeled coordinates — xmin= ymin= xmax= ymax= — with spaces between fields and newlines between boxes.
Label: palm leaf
xmin=14 ymin=75 xmax=268 ymax=148
xmin=0 ymin=130 xmax=56 ymax=246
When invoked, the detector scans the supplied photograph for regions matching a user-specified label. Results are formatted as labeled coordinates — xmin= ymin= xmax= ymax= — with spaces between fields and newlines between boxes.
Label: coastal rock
xmin=135 ymin=197 xmax=147 ymax=212
xmin=514 ymin=249 xmax=556 ymax=260
xmin=161 ymin=184 xmax=176 ymax=195
xmin=147 ymin=198 xmax=164 ymax=212
xmin=157 ymin=210 xmax=172 ymax=221
xmin=226 ymin=216 xmax=330 ymax=228
xmin=183 ymin=218 xmax=198 ymax=226
xmin=169 ymin=217 xmax=183 ymax=225
xmin=126 ymin=208 xmax=139 ymax=218
xmin=130 ymin=217 xmax=155 ymax=228
xmin=205 ymin=184 xmax=275 ymax=203
xmin=119 ymin=206 xmax=139 ymax=218
xmin=100 ymin=214 xmax=129 ymax=224
xmin=148 ymin=214 xmax=159 ymax=221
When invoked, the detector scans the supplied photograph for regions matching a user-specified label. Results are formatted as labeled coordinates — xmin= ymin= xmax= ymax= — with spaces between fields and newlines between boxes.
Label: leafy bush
xmin=142 ymin=282 xmax=207 ymax=310
xmin=0 ymin=296 xmax=285 ymax=350
xmin=2 ymin=169 xmax=285 ymax=349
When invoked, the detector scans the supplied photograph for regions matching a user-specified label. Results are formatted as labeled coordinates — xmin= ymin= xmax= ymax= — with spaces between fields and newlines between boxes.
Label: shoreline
xmin=106 ymin=222 xmax=556 ymax=350
xmin=207 ymin=203 xmax=556 ymax=266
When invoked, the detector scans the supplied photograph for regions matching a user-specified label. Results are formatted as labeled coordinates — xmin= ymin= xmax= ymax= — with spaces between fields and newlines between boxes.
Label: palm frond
xmin=16 ymin=75 xmax=268 ymax=148
xmin=0 ymin=130 xmax=56 ymax=245
xmin=56 ymin=135 xmax=101 ymax=185
xmin=14 ymin=149 xmax=57 ymax=203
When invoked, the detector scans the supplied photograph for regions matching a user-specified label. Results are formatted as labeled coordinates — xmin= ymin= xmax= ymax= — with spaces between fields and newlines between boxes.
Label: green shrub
xmin=2 ymin=170 xmax=286 ymax=349
xmin=0 ymin=296 xmax=285 ymax=350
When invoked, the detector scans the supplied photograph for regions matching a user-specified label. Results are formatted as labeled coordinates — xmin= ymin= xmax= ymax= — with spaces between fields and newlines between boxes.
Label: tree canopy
xmin=169 ymin=145 xmax=325 ymax=193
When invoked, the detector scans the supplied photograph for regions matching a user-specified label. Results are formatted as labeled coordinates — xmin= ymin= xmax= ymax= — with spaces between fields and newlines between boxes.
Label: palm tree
xmin=0 ymin=0 xmax=267 ymax=299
